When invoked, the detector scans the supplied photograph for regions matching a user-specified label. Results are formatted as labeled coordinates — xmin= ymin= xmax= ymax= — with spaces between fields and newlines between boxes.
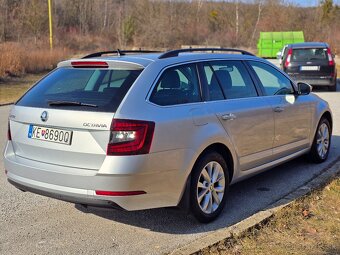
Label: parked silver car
xmin=4 ymin=48 xmax=332 ymax=222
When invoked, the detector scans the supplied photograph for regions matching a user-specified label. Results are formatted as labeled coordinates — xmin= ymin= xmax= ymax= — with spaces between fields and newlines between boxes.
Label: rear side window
xmin=249 ymin=61 xmax=294 ymax=96
xmin=202 ymin=60 xmax=258 ymax=100
xmin=16 ymin=68 xmax=142 ymax=112
xmin=292 ymin=48 xmax=328 ymax=61
xmin=150 ymin=64 xmax=201 ymax=106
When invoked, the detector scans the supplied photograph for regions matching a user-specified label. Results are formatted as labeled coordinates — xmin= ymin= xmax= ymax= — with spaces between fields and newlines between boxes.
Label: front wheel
xmin=309 ymin=118 xmax=331 ymax=163
xmin=190 ymin=151 xmax=229 ymax=223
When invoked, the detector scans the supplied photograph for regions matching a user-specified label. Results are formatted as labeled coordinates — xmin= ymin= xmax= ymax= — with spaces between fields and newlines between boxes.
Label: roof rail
xmin=83 ymin=49 xmax=161 ymax=59
xmin=158 ymin=48 xmax=255 ymax=59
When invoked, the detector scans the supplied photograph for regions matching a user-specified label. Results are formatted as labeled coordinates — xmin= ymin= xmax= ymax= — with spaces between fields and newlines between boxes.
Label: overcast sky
xmin=285 ymin=0 xmax=340 ymax=6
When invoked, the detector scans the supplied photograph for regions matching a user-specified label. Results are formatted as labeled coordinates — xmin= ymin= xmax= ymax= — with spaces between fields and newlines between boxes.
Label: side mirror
xmin=276 ymin=51 xmax=282 ymax=59
xmin=297 ymin=82 xmax=312 ymax=95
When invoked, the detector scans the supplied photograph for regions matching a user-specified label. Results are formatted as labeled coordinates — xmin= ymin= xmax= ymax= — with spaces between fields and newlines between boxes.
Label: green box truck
xmin=257 ymin=31 xmax=304 ymax=58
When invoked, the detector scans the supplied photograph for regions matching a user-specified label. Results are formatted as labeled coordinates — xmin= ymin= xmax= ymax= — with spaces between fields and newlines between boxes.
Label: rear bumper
xmin=4 ymin=142 xmax=191 ymax=211
xmin=7 ymin=177 xmax=122 ymax=209
xmin=288 ymin=75 xmax=336 ymax=87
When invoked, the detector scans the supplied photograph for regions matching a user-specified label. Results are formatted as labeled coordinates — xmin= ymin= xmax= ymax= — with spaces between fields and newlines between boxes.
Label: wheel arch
xmin=321 ymin=111 xmax=333 ymax=132
xmin=194 ymin=143 xmax=234 ymax=182
xmin=177 ymin=142 xmax=235 ymax=211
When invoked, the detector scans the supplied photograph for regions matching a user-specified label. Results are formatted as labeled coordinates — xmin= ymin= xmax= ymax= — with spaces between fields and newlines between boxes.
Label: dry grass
xmin=0 ymin=42 xmax=68 ymax=79
xmin=0 ymin=43 xmax=25 ymax=78
xmin=0 ymin=73 xmax=45 ymax=104
xmin=200 ymin=176 xmax=340 ymax=255
xmin=24 ymin=48 xmax=68 ymax=74
xmin=335 ymin=57 xmax=340 ymax=74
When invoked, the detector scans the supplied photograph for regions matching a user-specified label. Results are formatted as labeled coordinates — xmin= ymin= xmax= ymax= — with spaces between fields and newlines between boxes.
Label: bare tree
xmin=251 ymin=0 xmax=263 ymax=47
xmin=103 ymin=0 xmax=108 ymax=29
xmin=22 ymin=0 xmax=47 ymax=44
xmin=235 ymin=0 xmax=239 ymax=43
xmin=0 ymin=0 xmax=339 ymax=51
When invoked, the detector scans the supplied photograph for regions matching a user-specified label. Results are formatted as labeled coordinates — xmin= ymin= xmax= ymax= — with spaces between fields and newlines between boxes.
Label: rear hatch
xmin=287 ymin=47 xmax=333 ymax=77
xmin=10 ymin=60 xmax=143 ymax=170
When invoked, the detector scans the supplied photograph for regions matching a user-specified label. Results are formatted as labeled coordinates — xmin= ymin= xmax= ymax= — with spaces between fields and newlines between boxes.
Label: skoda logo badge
xmin=41 ymin=111 xmax=48 ymax=122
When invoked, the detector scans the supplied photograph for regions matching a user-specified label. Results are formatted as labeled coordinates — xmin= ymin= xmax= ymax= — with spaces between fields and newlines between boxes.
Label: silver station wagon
xmin=4 ymin=48 xmax=332 ymax=222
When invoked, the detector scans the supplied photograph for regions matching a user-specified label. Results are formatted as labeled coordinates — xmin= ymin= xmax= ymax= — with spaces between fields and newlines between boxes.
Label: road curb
xmin=170 ymin=157 xmax=340 ymax=255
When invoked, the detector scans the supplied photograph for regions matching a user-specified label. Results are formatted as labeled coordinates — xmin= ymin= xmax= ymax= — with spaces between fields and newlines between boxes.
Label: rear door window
xmin=202 ymin=60 xmax=258 ymax=100
xmin=16 ymin=68 xmax=142 ymax=112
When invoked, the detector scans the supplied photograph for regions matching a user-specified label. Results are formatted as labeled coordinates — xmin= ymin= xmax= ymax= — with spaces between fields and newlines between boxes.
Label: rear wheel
xmin=190 ymin=151 xmax=229 ymax=223
xmin=328 ymin=84 xmax=337 ymax=91
xmin=309 ymin=118 xmax=331 ymax=163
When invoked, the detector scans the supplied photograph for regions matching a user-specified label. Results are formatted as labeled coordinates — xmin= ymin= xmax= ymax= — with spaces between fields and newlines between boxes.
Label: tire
xmin=328 ymin=84 xmax=337 ymax=91
xmin=309 ymin=118 xmax=331 ymax=163
xmin=190 ymin=151 xmax=229 ymax=223
xmin=329 ymin=77 xmax=337 ymax=91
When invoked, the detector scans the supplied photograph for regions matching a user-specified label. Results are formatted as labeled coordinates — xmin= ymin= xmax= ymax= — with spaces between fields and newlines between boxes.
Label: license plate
xmin=28 ymin=125 xmax=73 ymax=145
xmin=300 ymin=66 xmax=320 ymax=71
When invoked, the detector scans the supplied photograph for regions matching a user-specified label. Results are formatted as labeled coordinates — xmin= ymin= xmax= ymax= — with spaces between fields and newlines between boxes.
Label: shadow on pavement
xmin=75 ymin=135 xmax=340 ymax=234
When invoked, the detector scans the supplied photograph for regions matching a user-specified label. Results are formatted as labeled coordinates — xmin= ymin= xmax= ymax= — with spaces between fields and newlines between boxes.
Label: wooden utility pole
xmin=48 ymin=0 xmax=53 ymax=49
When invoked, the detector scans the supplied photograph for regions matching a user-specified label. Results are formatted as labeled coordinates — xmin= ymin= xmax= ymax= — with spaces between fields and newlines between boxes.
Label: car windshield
xmin=292 ymin=48 xmax=328 ymax=62
xmin=16 ymin=67 xmax=143 ymax=112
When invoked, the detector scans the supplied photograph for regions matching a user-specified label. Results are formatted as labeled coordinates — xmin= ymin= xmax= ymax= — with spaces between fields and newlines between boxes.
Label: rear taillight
xmin=107 ymin=119 xmax=155 ymax=155
xmin=327 ymin=48 xmax=334 ymax=66
xmin=71 ymin=61 xmax=109 ymax=68
xmin=284 ymin=48 xmax=293 ymax=68
xmin=95 ymin=190 xmax=146 ymax=196
xmin=7 ymin=121 xmax=11 ymax=141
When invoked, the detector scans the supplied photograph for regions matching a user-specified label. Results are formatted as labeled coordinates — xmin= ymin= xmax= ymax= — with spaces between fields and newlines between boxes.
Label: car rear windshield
xmin=292 ymin=48 xmax=328 ymax=62
xmin=16 ymin=67 xmax=142 ymax=112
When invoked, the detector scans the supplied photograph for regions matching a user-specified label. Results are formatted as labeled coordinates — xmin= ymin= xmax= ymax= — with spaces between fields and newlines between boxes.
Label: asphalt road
xmin=1 ymin=86 xmax=339 ymax=255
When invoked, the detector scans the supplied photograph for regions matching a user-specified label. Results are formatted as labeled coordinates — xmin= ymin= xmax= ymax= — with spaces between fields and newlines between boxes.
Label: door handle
xmin=273 ymin=106 xmax=284 ymax=113
xmin=221 ymin=113 xmax=236 ymax=121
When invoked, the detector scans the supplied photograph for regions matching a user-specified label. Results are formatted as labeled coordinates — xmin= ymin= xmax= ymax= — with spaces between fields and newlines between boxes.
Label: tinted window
xmin=292 ymin=48 xmax=328 ymax=61
xmin=16 ymin=68 xmax=142 ymax=112
xmin=203 ymin=64 xmax=224 ymax=100
xmin=150 ymin=64 xmax=201 ymax=106
xmin=203 ymin=60 xmax=258 ymax=100
xmin=249 ymin=61 xmax=294 ymax=96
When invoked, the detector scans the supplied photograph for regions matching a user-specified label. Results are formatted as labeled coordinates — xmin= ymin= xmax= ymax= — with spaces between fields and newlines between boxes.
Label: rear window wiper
xmin=47 ymin=100 xmax=98 ymax=108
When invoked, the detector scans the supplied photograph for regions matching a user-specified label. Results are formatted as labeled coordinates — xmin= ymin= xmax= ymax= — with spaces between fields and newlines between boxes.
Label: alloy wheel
xmin=316 ymin=123 xmax=330 ymax=159
xmin=196 ymin=161 xmax=225 ymax=214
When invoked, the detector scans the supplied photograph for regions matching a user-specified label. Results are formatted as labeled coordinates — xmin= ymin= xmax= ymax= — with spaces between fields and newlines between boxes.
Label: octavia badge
xmin=41 ymin=111 xmax=48 ymax=122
